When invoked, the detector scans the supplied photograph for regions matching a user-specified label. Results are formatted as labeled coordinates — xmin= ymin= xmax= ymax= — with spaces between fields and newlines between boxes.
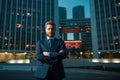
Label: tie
xmin=49 ymin=39 xmax=53 ymax=47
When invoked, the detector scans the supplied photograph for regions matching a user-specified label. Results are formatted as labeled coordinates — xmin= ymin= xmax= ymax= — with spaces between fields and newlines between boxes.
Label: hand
xmin=43 ymin=52 xmax=49 ymax=56
xmin=43 ymin=50 xmax=63 ymax=57
xmin=59 ymin=50 xmax=63 ymax=53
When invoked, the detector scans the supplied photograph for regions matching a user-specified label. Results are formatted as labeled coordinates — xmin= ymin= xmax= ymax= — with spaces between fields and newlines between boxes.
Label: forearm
xmin=43 ymin=40 xmax=67 ymax=60
xmin=49 ymin=50 xmax=66 ymax=60
xmin=49 ymin=40 xmax=67 ymax=60
xmin=36 ymin=41 xmax=52 ymax=63
xmin=36 ymin=53 xmax=51 ymax=63
xmin=43 ymin=49 xmax=66 ymax=60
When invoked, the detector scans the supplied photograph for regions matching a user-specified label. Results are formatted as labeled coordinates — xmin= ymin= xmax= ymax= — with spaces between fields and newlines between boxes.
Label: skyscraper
xmin=59 ymin=7 xmax=67 ymax=20
xmin=90 ymin=0 xmax=120 ymax=58
xmin=0 ymin=0 xmax=58 ymax=56
xmin=73 ymin=5 xmax=85 ymax=20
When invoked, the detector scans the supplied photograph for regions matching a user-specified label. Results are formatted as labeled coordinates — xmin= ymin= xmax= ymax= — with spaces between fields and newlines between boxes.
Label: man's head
xmin=45 ymin=21 xmax=56 ymax=38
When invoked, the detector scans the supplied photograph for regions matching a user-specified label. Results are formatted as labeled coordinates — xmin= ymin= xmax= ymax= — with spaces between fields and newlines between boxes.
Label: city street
xmin=0 ymin=68 xmax=120 ymax=80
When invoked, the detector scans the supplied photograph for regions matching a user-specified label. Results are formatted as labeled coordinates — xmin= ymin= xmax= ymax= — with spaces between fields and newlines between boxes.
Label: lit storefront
xmin=0 ymin=52 xmax=36 ymax=63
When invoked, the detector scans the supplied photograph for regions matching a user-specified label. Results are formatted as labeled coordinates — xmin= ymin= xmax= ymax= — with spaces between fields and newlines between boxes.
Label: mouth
xmin=47 ymin=33 xmax=54 ymax=37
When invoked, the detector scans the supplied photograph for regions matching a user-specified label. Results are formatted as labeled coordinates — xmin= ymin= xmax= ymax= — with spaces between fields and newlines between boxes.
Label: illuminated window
xmin=27 ymin=13 xmax=31 ymax=16
xmin=16 ymin=24 xmax=22 ymax=28
xmin=67 ymin=33 xmax=74 ymax=40
xmin=114 ymin=35 xmax=118 ymax=40
xmin=4 ymin=37 xmax=8 ymax=40
xmin=113 ymin=16 xmax=116 ymax=20
xmin=115 ymin=42 xmax=118 ymax=45
xmin=26 ymin=44 xmax=30 ymax=48
xmin=32 ymin=44 xmax=35 ymax=48
xmin=117 ymin=2 xmax=120 ymax=6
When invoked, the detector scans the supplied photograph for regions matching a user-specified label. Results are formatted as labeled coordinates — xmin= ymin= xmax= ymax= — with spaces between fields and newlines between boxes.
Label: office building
xmin=59 ymin=7 xmax=67 ymax=20
xmin=73 ymin=5 xmax=85 ymax=19
xmin=90 ymin=0 xmax=120 ymax=58
xmin=0 ymin=0 xmax=58 ymax=60
xmin=60 ymin=18 xmax=92 ymax=50
xmin=59 ymin=18 xmax=92 ymax=58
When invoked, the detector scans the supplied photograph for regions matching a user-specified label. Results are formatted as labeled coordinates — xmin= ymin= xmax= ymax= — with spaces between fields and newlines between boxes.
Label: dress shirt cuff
xmin=48 ymin=52 xmax=50 ymax=56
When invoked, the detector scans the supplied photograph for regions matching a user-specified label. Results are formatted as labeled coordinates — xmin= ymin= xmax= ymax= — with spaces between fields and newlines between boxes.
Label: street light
xmin=98 ymin=52 xmax=101 ymax=58
xmin=80 ymin=52 xmax=83 ymax=58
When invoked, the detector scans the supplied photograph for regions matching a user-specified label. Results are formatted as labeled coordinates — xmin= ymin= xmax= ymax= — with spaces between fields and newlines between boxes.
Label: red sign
xmin=64 ymin=41 xmax=82 ymax=49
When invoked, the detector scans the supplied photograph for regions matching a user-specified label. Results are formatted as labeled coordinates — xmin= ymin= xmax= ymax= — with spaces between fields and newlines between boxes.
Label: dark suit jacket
xmin=34 ymin=37 xmax=67 ymax=79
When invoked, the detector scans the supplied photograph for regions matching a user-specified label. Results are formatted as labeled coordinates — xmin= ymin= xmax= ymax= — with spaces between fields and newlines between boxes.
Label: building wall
xmin=90 ymin=0 xmax=120 ymax=58
xmin=0 ymin=0 xmax=58 ymax=53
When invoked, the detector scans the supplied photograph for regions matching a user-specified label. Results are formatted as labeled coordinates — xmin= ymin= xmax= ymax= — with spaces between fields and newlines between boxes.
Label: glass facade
xmin=0 ymin=0 xmax=58 ymax=53
xmin=59 ymin=7 xmax=67 ymax=20
xmin=91 ymin=0 xmax=120 ymax=58
xmin=73 ymin=5 xmax=85 ymax=20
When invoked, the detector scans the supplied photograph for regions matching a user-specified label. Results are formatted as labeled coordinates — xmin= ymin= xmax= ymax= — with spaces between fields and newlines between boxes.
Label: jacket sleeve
xmin=36 ymin=41 xmax=52 ymax=63
xmin=49 ymin=39 xmax=67 ymax=60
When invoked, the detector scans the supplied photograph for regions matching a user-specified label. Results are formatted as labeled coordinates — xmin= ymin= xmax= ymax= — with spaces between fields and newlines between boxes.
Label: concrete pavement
xmin=0 ymin=59 xmax=120 ymax=80
xmin=0 ymin=68 xmax=120 ymax=80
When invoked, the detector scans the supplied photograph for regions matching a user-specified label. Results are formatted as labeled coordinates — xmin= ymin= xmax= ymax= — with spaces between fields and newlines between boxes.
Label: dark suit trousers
xmin=37 ymin=70 xmax=62 ymax=80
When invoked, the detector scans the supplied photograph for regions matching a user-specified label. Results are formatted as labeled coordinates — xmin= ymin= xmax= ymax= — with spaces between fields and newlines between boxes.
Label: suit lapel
xmin=43 ymin=38 xmax=58 ymax=52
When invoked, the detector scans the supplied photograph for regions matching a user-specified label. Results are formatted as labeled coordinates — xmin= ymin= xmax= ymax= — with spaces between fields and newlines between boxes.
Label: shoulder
xmin=36 ymin=39 xmax=46 ymax=44
xmin=54 ymin=38 xmax=65 ymax=43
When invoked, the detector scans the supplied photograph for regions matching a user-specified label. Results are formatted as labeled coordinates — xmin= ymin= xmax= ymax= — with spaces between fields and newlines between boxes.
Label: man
xmin=35 ymin=21 xmax=67 ymax=80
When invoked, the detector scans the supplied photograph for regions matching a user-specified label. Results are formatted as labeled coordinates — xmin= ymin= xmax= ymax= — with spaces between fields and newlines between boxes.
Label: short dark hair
xmin=45 ymin=21 xmax=56 ymax=28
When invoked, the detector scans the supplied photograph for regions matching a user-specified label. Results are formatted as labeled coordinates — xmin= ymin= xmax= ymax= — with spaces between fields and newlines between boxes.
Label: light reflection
xmin=102 ymin=59 xmax=109 ymax=63
xmin=91 ymin=59 xmax=99 ymax=63
xmin=91 ymin=59 xmax=120 ymax=63
xmin=5 ymin=52 xmax=8 ymax=54
xmin=7 ymin=59 xmax=30 ymax=64
xmin=16 ymin=60 xmax=24 ymax=63
xmin=8 ymin=59 xmax=16 ymax=63
xmin=113 ymin=59 xmax=120 ymax=63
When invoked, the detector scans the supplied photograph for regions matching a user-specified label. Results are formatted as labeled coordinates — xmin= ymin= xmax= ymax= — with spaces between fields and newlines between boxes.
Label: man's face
xmin=45 ymin=24 xmax=56 ymax=38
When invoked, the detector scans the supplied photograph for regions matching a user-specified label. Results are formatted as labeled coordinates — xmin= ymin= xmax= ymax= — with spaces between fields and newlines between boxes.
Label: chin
xmin=47 ymin=34 xmax=54 ymax=37
xmin=49 ymin=35 xmax=54 ymax=38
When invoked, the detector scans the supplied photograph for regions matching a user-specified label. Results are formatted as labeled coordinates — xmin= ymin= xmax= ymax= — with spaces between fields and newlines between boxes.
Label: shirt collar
xmin=47 ymin=36 xmax=54 ymax=40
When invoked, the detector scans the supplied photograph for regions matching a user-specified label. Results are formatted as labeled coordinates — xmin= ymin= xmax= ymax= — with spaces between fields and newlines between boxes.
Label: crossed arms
xmin=36 ymin=40 xmax=66 ymax=64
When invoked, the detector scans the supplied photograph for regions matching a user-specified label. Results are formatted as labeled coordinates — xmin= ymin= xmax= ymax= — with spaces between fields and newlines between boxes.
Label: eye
xmin=47 ymin=28 xmax=51 ymax=30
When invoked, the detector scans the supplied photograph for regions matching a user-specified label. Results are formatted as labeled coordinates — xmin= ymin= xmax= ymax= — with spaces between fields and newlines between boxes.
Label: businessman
xmin=35 ymin=21 xmax=67 ymax=80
